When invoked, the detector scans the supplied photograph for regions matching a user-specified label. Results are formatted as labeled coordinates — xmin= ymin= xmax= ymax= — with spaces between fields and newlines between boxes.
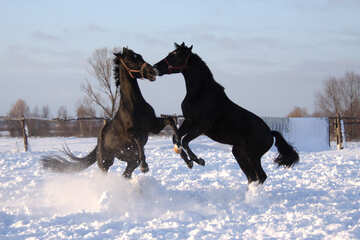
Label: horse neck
xmin=182 ymin=55 xmax=216 ymax=96
xmin=118 ymin=65 xmax=145 ymax=105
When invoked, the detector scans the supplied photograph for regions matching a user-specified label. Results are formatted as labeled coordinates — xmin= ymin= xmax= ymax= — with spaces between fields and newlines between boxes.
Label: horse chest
xmin=181 ymin=95 xmax=216 ymax=120
xmin=120 ymin=105 xmax=155 ymax=132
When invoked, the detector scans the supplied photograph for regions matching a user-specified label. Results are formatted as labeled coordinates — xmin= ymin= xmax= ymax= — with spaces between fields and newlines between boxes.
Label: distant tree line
xmin=287 ymin=72 xmax=360 ymax=140
xmin=287 ymin=72 xmax=360 ymax=118
xmin=1 ymin=98 xmax=102 ymax=137
xmin=1 ymin=47 xmax=116 ymax=138
xmin=2 ymin=47 xmax=359 ymax=139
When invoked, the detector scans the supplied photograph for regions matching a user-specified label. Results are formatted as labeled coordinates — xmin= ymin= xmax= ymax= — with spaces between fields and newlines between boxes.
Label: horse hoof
xmin=122 ymin=172 xmax=132 ymax=179
xmin=196 ymin=158 xmax=205 ymax=166
xmin=174 ymin=144 xmax=182 ymax=154
xmin=186 ymin=160 xmax=193 ymax=169
xmin=140 ymin=165 xmax=149 ymax=173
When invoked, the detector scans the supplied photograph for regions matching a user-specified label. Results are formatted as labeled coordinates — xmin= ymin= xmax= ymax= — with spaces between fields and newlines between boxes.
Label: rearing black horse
xmin=41 ymin=47 xmax=179 ymax=178
xmin=153 ymin=42 xmax=299 ymax=184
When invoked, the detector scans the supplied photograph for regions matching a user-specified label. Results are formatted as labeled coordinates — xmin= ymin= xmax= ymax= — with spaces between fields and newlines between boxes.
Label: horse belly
xmin=205 ymin=125 xmax=243 ymax=145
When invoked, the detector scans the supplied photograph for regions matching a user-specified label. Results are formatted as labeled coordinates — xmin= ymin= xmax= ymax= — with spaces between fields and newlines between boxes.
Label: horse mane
xmin=189 ymin=53 xmax=225 ymax=91
xmin=113 ymin=53 xmax=121 ymax=86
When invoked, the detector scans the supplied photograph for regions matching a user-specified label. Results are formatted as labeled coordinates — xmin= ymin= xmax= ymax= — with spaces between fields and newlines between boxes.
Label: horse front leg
xmin=181 ymin=128 xmax=205 ymax=166
xmin=151 ymin=117 xmax=179 ymax=137
xmin=150 ymin=116 xmax=183 ymax=153
xmin=173 ymin=119 xmax=199 ymax=168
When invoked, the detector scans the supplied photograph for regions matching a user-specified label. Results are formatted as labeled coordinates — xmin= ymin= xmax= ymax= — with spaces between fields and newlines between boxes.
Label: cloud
xmin=32 ymin=31 xmax=61 ymax=42
xmin=86 ymin=24 xmax=108 ymax=33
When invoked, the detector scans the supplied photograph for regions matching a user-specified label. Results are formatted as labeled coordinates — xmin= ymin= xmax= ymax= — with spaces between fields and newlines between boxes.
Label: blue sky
xmin=1 ymin=0 xmax=359 ymax=117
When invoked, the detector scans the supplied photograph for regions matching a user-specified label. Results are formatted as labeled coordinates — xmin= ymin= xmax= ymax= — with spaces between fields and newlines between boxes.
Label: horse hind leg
xmin=97 ymin=150 xmax=115 ymax=173
xmin=131 ymin=139 xmax=149 ymax=173
xmin=122 ymin=157 xmax=140 ymax=178
xmin=253 ymin=157 xmax=267 ymax=184
xmin=96 ymin=119 xmax=115 ymax=173
xmin=232 ymin=145 xmax=258 ymax=184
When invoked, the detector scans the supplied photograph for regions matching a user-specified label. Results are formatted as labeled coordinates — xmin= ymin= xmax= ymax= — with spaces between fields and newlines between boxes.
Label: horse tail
xmin=271 ymin=130 xmax=299 ymax=168
xmin=41 ymin=145 xmax=97 ymax=173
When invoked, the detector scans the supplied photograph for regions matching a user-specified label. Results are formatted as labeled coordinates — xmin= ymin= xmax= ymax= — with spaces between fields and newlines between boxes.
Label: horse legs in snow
xmin=122 ymin=159 xmax=140 ymax=178
xmin=181 ymin=129 xmax=205 ymax=167
xmin=133 ymin=138 xmax=149 ymax=173
xmin=172 ymin=119 xmax=192 ymax=147
xmin=97 ymin=150 xmax=115 ymax=173
xmin=232 ymin=145 xmax=258 ymax=184
xmin=251 ymin=155 xmax=267 ymax=184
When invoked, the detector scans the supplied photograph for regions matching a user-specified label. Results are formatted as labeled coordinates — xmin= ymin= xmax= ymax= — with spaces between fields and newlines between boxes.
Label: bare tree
xmin=38 ymin=105 xmax=51 ymax=136
xmin=287 ymin=106 xmax=309 ymax=117
xmin=82 ymin=48 xmax=119 ymax=118
xmin=8 ymin=99 xmax=30 ymax=118
xmin=41 ymin=105 xmax=50 ymax=119
xmin=28 ymin=106 xmax=41 ymax=136
xmin=341 ymin=72 xmax=360 ymax=117
xmin=7 ymin=99 xmax=30 ymax=137
xmin=56 ymin=105 xmax=70 ymax=136
xmin=315 ymin=76 xmax=344 ymax=116
xmin=315 ymin=72 xmax=360 ymax=117
xmin=315 ymin=72 xmax=360 ymax=140
xmin=76 ymin=100 xmax=96 ymax=118
xmin=76 ymin=99 xmax=98 ymax=137
xmin=57 ymin=105 xmax=68 ymax=119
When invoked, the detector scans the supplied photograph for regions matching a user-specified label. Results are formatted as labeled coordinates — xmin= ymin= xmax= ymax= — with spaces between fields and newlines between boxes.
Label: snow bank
xmin=0 ymin=136 xmax=359 ymax=239
xmin=286 ymin=117 xmax=330 ymax=152
xmin=264 ymin=117 xmax=330 ymax=152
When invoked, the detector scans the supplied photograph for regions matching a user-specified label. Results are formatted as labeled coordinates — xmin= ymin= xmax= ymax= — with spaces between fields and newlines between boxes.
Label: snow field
xmin=0 ymin=136 xmax=359 ymax=239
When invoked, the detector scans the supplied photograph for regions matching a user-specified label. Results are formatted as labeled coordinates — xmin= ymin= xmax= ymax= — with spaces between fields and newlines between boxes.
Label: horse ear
xmin=188 ymin=45 xmax=193 ymax=51
xmin=181 ymin=42 xmax=186 ymax=47
xmin=123 ymin=47 xmax=132 ymax=55
xmin=113 ymin=49 xmax=123 ymax=57
xmin=174 ymin=42 xmax=180 ymax=49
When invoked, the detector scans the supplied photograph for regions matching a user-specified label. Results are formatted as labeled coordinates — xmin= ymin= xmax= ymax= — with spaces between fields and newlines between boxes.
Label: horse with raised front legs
xmin=41 ymin=47 xmax=180 ymax=178
xmin=153 ymin=42 xmax=299 ymax=184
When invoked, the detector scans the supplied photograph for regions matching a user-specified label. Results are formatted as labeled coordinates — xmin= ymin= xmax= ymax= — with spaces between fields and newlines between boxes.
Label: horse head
xmin=113 ymin=47 xmax=157 ymax=86
xmin=153 ymin=42 xmax=193 ymax=76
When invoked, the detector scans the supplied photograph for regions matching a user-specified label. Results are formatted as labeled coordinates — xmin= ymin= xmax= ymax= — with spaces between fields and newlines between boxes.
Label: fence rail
xmin=0 ymin=115 xmax=184 ymax=151
xmin=1 ymin=114 xmax=359 ymax=152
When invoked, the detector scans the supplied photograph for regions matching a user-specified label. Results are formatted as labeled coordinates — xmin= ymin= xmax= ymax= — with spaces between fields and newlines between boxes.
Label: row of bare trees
xmin=287 ymin=72 xmax=360 ymax=140
xmin=3 ymin=98 xmax=100 ymax=137
xmin=3 ymin=46 xmax=360 ymax=139
xmin=314 ymin=72 xmax=360 ymax=117
xmin=287 ymin=72 xmax=360 ymax=118
xmin=3 ymin=47 xmax=117 ymax=137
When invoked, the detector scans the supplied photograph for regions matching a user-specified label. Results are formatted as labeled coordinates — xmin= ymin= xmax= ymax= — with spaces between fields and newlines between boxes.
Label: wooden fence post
xmin=335 ymin=113 xmax=343 ymax=150
xmin=20 ymin=116 xmax=29 ymax=152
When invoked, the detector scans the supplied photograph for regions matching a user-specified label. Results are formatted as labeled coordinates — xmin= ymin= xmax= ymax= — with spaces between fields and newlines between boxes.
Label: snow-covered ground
xmin=0 ymin=136 xmax=359 ymax=239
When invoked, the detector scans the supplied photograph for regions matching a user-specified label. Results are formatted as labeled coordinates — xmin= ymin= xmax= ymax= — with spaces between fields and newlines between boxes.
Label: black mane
xmin=188 ymin=53 xmax=225 ymax=91
xmin=113 ymin=52 xmax=122 ymax=87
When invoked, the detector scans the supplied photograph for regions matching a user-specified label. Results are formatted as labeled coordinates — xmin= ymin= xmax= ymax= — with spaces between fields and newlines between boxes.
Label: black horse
xmin=41 ymin=47 xmax=179 ymax=178
xmin=153 ymin=42 xmax=299 ymax=184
